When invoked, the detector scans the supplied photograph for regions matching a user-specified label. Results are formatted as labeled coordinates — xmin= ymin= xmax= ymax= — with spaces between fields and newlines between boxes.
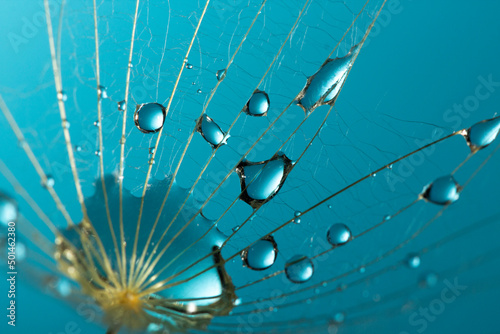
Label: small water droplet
xmin=57 ymin=90 xmax=67 ymax=102
xmin=98 ymin=85 xmax=108 ymax=99
xmin=94 ymin=120 xmax=100 ymax=127
xmin=293 ymin=217 xmax=301 ymax=224
xmin=196 ymin=114 xmax=227 ymax=148
xmin=134 ymin=103 xmax=166 ymax=133
xmin=62 ymin=120 xmax=70 ymax=129
xmin=74 ymin=145 xmax=82 ymax=152
xmin=0 ymin=193 xmax=18 ymax=226
xmin=285 ymin=255 xmax=314 ymax=283
xmin=297 ymin=44 xmax=359 ymax=113
xmin=148 ymin=158 xmax=155 ymax=165
xmin=186 ymin=63 xmax=193 ymax=69
xmin=118 ymin=100 xmax=126 ymax=111
xmin=235 ymin=153 xmax=293 ymax=209
xmin=95 ymin=150 xmax=101 ymax=157
xmin=43 ymin=176 xmax=55 ymax=188
xmin=383 ymin=215 xmax=391 ymax=221
xmin=294 ymin=210 xmax=302 ymax=217
xmin=244 ymin=90 xmax=270 ymax=117
xmin=406 ymin=253 xmax=421 ymax=269
xmin=422 ymin=175 xmax=460 ymax=205
xmin=327 ymin=223 xmax=352 ymax=246
xmin=464 ymin=115 xmax=500 ymax=151
xmin=216 ymin=69 xmax=227 ymax=81
xmin=197 ymin=89 xmax=202 ymax=94
xmin=420 ymin=272 xmax=438 ymax=288
xmin=232 ymin=225 xmax=240 ymax=232
xmin=149 ymin=147 xmax=155 ymax=154
xmin=241 ymin=236 xmax=278 ymax=271
xmin=333 ymin=312 xmax=345 ymax=324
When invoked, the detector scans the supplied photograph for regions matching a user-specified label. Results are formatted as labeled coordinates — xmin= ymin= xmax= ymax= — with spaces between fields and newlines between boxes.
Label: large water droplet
xmin=0 ymin=193 xmax=17 ymax=226
xmin=465 ymin=115 xmax=500 ymax=152
xmin=235 ymin=153 xmax=294 ymax=209
xmin=241 ymin=236 xmax=278 ymax=270
xmin=297 ymin=44 xmax=359 ymax=113
xmin=196 ymin=114 xmax=227 ymax=148
xmin=244 ymin=90 xmax=270 ymax=117
xmin=327 ymin=223 xmax=352 ymax=246
xmin=285 ymin=255 xmax=314 ymax=283
xmin=422 ymin=175 xmax=460 ymax=205
xmin=134 ymin=103 xmax=166 ymax=133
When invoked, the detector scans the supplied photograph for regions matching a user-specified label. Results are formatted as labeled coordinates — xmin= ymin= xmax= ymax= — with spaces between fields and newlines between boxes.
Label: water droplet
xmin=74 ymin=145 xmax=82 ymax=152
xmin=235 ymin=153 xmax=294 ymax=209
xmin=149 ymin=147 xmax=155 ymax=154
xmin=95 ymin=150 xmax=101 ymax=157
xmin=464 ymin=115 xmax=500 ymax=151
xmin=134 ymin=103 xmax=166 ymax=133
xmin=285 ymin=255 xmax=314 ymax=283
xmin=196 ymin=114 xmax=227 ymax=148
xmin=94 ymin=120 xmax=100 ymax=127
xmin=0 ymin=193 xmax=18 ymax=226
xmin=216 ymin=69 xmax=227 ymax=81
xmin=297 ymin=44 xmax=359 ymax=113
xmin=186 ymin=63 xmax=193 ymax=69
xmin=148 ymin=158 xmax=155 ymax=165
xmin=327 ymin=223 xmax=352 ymax=246
xmin=244 ymin=90 xmax=270 ymax=117
xmin=294 ymin=210 xmax=302 ymax=217
xmin=333 ymin=312 xmax=345 ymax=324
xmin=293 ymin=217 xmax=301 ymax=224
xmin=62 ymin=120 xmax=70 ymax=129
xmin=383 ymin=215 xmax=391 ymax=221
xmin=406 ymin=253 xmax=421 ymax=269
xmin=420 ymin=272 xmax=438 ymax=288
xmin=43 ymin=176 xmax=55 ymax=188
xmin=57 ymin=90 xmax=67 ymax=101
xmin=232 ymin=225 xmax=240 ymax=232
xmin=241 ymin=236 xmax=278 ymax=270
xmin=197 ymin=89 xmax=202 ymax=94
xmin=422 ymin=175 xmax=460 ymax=205
xmin=118 ymin=100 xmax=126 ymax=111
xmin=98 ymin=85 xmax=108 ymax=99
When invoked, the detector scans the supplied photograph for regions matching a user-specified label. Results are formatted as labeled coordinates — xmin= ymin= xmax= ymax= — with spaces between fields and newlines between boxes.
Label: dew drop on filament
xmin=296 ymin=44 xmax=359 ymax=113
xmin=285 ymin=255 xmax=314 ymax=283
xmin=241 ymin=236 xmax=278 ymax=271
xmin=133 ymin=103 xmax=166 ymax=133
xmin=422 ymin=175 xmax=460 ymax=205
xmin=244 ymin=90 xmax=270 ymax=117
xmin=196 ymin=114 xmax=227 ymax=148
xmin=235 ymin=153 xmax=294 ymax=209
xmin=464 ymin=115 xmax=500 ymax=152
xmin=0 ymin=192 xmax=17 ymax=226
xmin=327 ymin=223 xmax=352 ymax=246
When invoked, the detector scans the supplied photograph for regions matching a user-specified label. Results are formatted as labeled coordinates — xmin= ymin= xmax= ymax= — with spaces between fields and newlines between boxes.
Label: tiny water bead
xmin=464 ymin=115 xmax=500 ymax=151
xmin=197 ymin=89 xmax=202 ymax=94
xmin=97 ymin=85 xmax=108 ymax=99
xmin=285 ymin=255 xmax=314 ymax=283
xmin=241 ymin=236 xmax=278 ymax=271
xmin=57 ymin=90 xmax=67 ymax=102
xmin=134 ymin=102 xmax=166 ymax=133
xmin=297 ymin=44 xmax=359 ymax=113
xmin=195 ymin=114 xmax=227 ymax=148
xmin=420 ymin=272 xmax=439 ymax=288
xmin=0 ymin=192 xmax=17 ymax=226
xmin=117 ymin=100 xmax=126 ymax=111
xmin=327 ymin=223 xmax=352 ymax=246
xmin=406 ymin=253 xmax=421 ymax=269
xmin=185 ymin=63 xmax=193 ymax=69
xmin=244 ymin=89 xmax=270 ymax=117
xmin=216 ymin=69 xmax=227 ymax=81
xmin=42 ymin=176 xmax=55 ymax=189
xmin=235 ymin=153 xmax=294 ymax=209
xmin=422 ymin=175 xmax=461 ymax=205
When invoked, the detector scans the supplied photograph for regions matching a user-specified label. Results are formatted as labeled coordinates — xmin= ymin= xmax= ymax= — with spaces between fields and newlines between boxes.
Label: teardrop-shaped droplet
xmin=216 ymin=69 xmax=227 ymax=81
xmin=235 ymin=153 xmax=294 ymax=209
xmin=285 ymin=255 xmax=314 ymax=283
xmin=244 ymin=90 xmax=270 ymax=117
xmin=422 ymin=175 xmax=460 ymax=205
xmin=406 ymin=253 xmax=421 ymax=269
xmin=297 ymin=44 xmax=359 ymax=113
xmin=98 ymin=85 xmax=108 ymax=99
xmin=118 ymin=100 xmax=126 ymax=111
xmin=0 ymin=193 xmax=18 ymax=226
xmin=327 ymin=223 xmax=352 ymax=246
xmin=241 ymin=236 xmax=278 ymax=271
xmin=464 ymin=115 xmax=500 ymax=151
xmin=196 ymin=114 xmax=227 ymax=148
xmin=134 ymin=103 xmax=166 ymax=133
